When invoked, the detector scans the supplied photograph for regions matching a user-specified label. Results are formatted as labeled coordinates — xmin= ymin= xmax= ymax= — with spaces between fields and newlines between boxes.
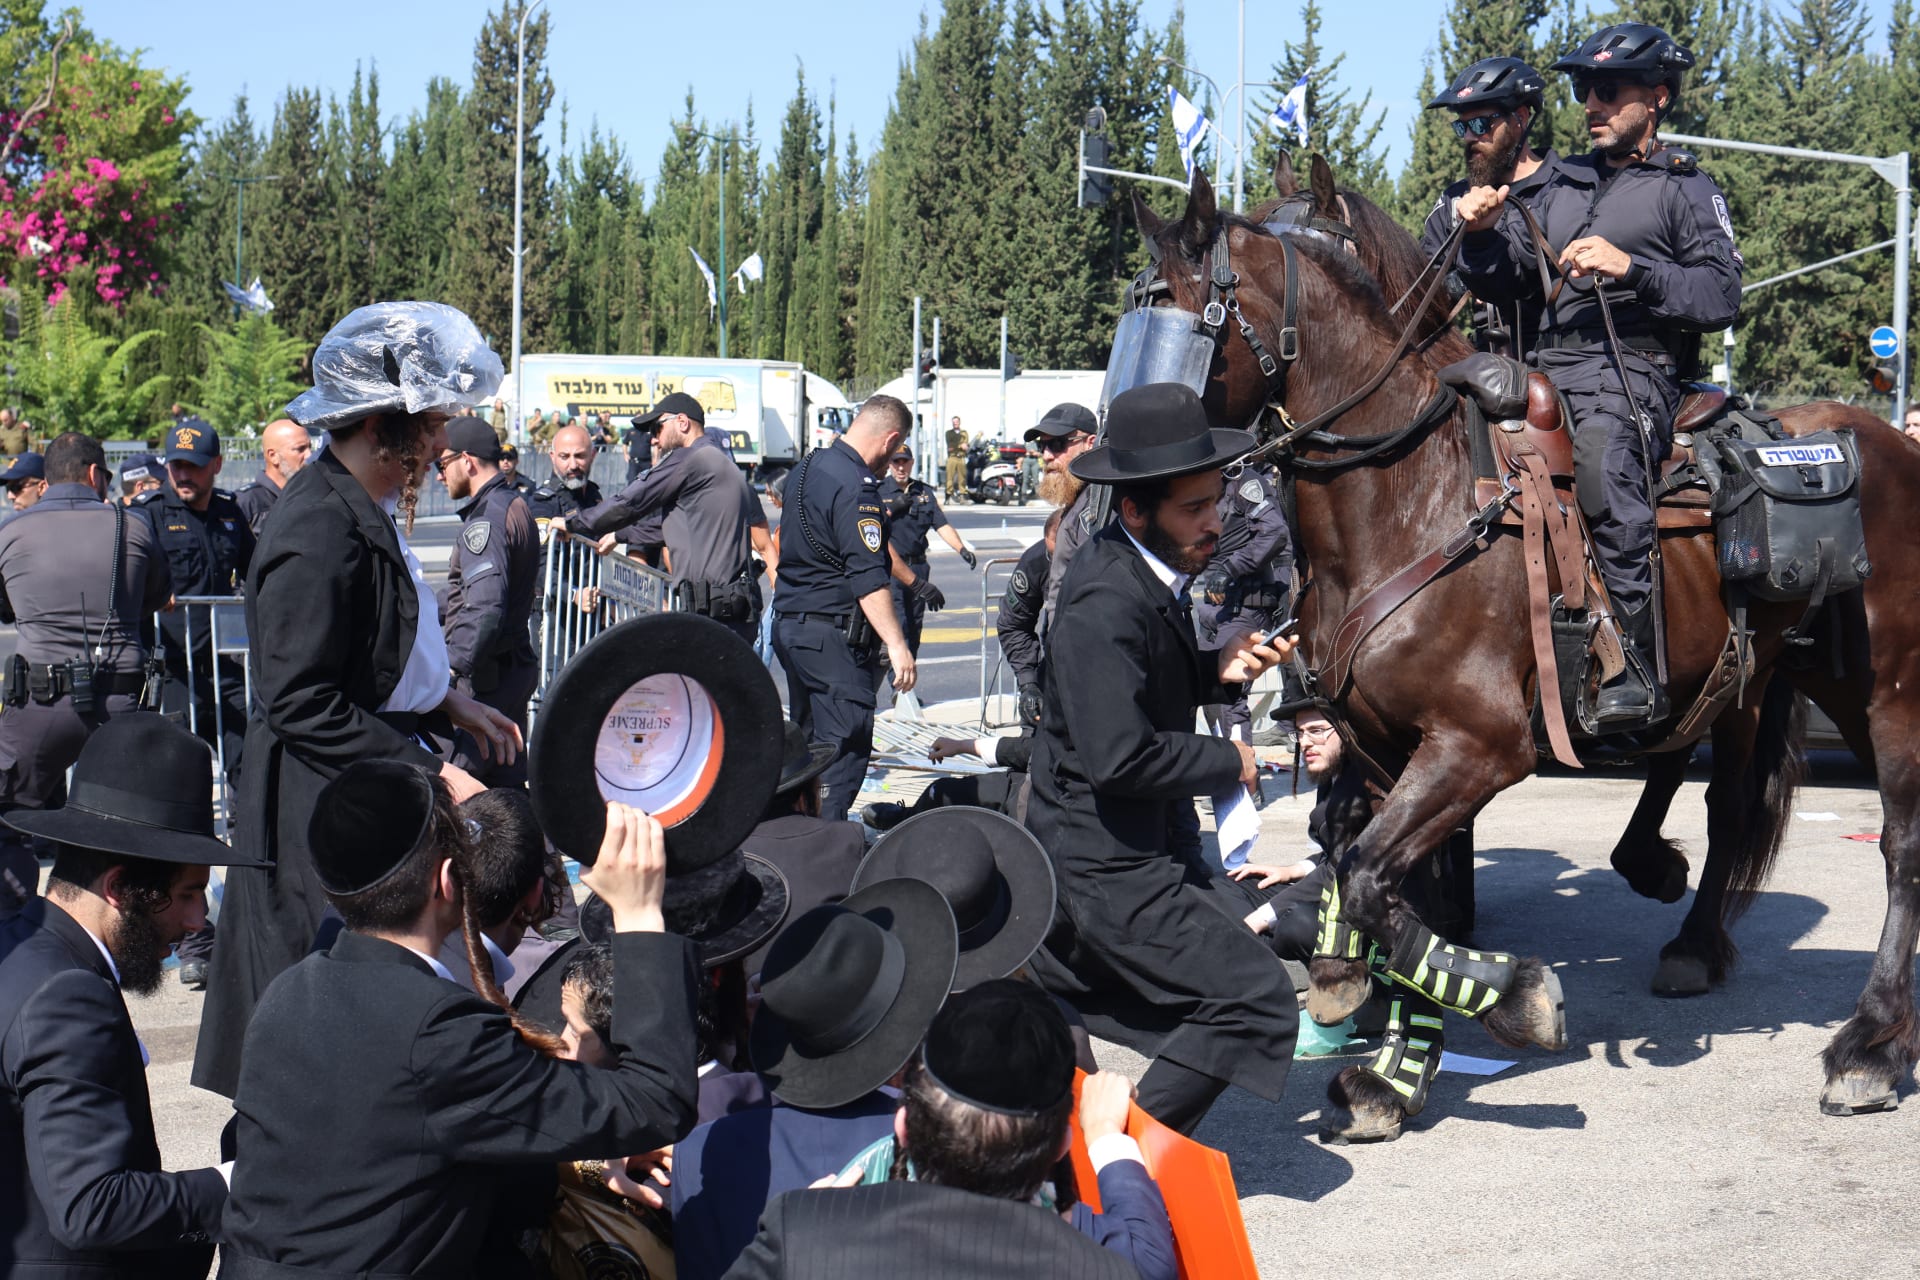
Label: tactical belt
xmin=23 ymin=663 xmax=145 ymax=704
xmin=1535 ymin=329 xmax=1676 ymax=369
xmin=674 ymin=578 xmax=757 ymax=624
xmin=777 ymin=611 xmax=850 ymax=627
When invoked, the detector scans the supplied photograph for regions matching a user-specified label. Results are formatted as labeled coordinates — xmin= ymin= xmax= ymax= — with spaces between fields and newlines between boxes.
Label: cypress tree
xmin=250 ymin=87 xmax=333 ymax=341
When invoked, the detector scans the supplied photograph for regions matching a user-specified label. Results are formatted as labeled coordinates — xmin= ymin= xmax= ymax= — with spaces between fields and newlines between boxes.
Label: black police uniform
xmin=502 ymin=469 xmax=536 ymax=499
xmin=997 ymin=536 xmax=1049 ymax=726
xmin=234 ymin=475 xmax=285 ymax=536
xmin=771 ymin=439 xmax=891 ymax=824
xmin=877 ymin=473 xmax=951 ymax=657
xmin=1457 ymin=145 xmax=1742 ymax=626
xmin=1193 ymin=464 xmax=1292 ymax=742
xmin=1421 ymin=150 xmax=1566 ymax=354
xmin=525 ymin=477 xmax=603 ymax=523
xmin=440 ymin=473 xmax=540 ymax=787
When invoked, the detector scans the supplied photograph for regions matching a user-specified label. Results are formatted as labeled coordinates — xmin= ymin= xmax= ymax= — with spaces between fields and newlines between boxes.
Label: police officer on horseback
xmin=1452 ymin=22 xmax=1741 ymax=729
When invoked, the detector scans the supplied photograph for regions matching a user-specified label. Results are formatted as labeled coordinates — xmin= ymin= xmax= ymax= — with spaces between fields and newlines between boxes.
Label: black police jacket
xmin=878 ymin=476 xmax=948 ymax=561
xmin=441 ymin=472 xmax=539 ymax=683
xmin=996 ymin=537 xmax=1049 ymax=689
xmin=771 ymin=439 xmax=890 ymax=615
xmin=525 ymin=478 xmax=603 ymax=522
xmin=135 ymin=487 xmax=255 ymax=659
xmin=1421 ymin=149 xmax=1565 ymax=353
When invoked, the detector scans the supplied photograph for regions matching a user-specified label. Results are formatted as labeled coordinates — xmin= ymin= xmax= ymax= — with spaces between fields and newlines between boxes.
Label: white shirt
xmin=378 ymin=497 xmax=453 ymax=715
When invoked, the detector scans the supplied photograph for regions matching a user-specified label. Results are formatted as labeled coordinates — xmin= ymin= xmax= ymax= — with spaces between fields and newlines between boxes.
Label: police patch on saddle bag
xmin=1709 ymin=428 xmax=1871 ymax=603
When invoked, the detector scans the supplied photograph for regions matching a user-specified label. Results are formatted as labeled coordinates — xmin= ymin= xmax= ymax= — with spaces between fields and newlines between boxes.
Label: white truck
xmin=872 ymin=367 xmax=1105 ymax=473
xmin=509 ymin=353 xmax=853 ymax=482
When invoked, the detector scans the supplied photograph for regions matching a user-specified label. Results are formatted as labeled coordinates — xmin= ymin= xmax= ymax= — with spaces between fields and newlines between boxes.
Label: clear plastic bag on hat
xmin=294 ymin=301 xmax=505 ymax=420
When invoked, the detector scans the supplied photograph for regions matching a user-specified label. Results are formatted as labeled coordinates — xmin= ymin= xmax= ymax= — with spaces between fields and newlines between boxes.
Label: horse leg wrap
xmin=1361 ymin=992 xmax=1446 ymax=1116
xmin=1386 ymin=921 xmax=1516 ymax=1018
xmin=1313 ymin=874 xmax=1368 ymax=962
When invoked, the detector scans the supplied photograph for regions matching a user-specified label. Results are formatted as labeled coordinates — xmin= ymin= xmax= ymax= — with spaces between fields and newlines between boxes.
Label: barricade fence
xmin=531 ymin=530 xmax=674 ymax=728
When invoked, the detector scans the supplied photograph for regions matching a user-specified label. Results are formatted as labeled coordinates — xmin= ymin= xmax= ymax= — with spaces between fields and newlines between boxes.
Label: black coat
xmin=1026 ymin=525 xmax=1296 ymax=1100
xmin=723 ymin=1182 xmax=1140 ymax=1280
xmin=219 ymin=929 xmax=699 ymax=1279
xmin=0 ymin=899 xmax=226 ymax=1279
xmin=192 ymin=451 xmax=443 ymax=1098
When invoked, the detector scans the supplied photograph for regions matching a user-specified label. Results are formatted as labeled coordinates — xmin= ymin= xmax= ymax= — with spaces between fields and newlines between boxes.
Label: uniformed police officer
xmin=435 ymin=416 xmax=540 ymax=787
xmin=1027 ymin=403 xmax=1100 ymax=618
xmin=234 ymin=418 xmax=313 ymax=535
xmin=879 ymin=443 xmax=976 ymax=658
xmin=117 ymin=451 xmax=164 ymax=505
xmin=772 ymin=394 xmax=925 ymax=823
xmin=0 ymin=433 xmax=172 ymax=914
xmin=1454 ymin=22 xmax=1740 ymax=728
xmin=2 ymin=451 xmax=46 ymax=516
xmin=560 ymin=392 xmax=768 ymax=643
xmin=498 ymin=441 xmax=536 ymax=498
xmin=1194 ymin=461 xmax=1293 ymax=743
xmin=997 ymin=506 xmax=1064 ymax=728
xmin=525 ymin=423 xmax=603 ymax=523
xmin=1419 ymin=57 xmax=1563 ymax=355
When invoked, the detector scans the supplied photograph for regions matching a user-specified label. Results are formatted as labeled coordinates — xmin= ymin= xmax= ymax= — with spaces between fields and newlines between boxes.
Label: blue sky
xmin=81 ymin=1 xmax=1902 ymax=185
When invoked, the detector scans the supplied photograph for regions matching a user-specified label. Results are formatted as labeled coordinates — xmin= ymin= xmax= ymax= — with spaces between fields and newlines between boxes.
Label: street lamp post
xmin=684 ymin=126 xmax=739 ymax=359
xmin=511 ymin=0 xmax=549 ymax=445
xmin=227 ymin=174 xmax=281 ymax=317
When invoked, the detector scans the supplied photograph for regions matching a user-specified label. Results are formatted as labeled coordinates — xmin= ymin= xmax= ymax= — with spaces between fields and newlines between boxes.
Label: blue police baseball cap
xmin=1 ymin=451 xmax=45 ymax=484
xmin=118 ymin=452 xmax=163 ymax=484
xmin=163 ymin=417 xmax=221 ymax=464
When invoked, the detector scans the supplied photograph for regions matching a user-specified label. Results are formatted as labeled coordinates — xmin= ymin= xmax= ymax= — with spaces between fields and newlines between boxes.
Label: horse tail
xmin=1723 ymin=673 xmax=1807 ymax=922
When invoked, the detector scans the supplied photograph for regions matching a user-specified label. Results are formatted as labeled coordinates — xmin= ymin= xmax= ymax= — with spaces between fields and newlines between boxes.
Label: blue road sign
xmin=1870 ymin=325 xmax=1901 ymax=359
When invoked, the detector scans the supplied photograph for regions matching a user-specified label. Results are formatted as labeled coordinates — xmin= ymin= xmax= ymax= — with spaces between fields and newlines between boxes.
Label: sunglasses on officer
xmin=1038 ymin=432 xmax=1093 ymax=455
xmin=1451 ymin=110 xmax=1512 ymax=139
xmin=432 ymin=451 xmax=465 ymax=474
xmin=1571 ymin=77 xmax=1627 ymax=105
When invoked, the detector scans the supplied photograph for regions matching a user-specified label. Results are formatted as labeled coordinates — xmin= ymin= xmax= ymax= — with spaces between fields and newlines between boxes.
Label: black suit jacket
xmin=723 ymin=1182 xmax=1141 ymax=1279
xmin=195 ymin=450 xmax=445 ymax=1098
xmin=0 ymin=899 xmax=225 ymax=1279
xmin=219 ymin=929 xmax=700 ymax=1279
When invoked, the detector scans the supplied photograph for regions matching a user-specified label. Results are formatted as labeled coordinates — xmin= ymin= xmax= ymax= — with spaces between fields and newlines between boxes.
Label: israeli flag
xmin=1168 ymin=88 xmax=1210 ymax=181
xmin=733 ymin=250 xmax=764 ymax=294
xmin=688 ymin=247 xmax=718 ymax=315
xmin=220 ymin=277 xmax=274 ymax=315
xmin=1269 ymin=73 xmax=1310 ymax=147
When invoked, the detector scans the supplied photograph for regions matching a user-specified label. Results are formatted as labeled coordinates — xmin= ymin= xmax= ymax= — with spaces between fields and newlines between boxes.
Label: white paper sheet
xmin=1438 ymin=1051 xmax=1516 ymax=1077
xmin=1213 ymin=786 xmax=1262 ymax=870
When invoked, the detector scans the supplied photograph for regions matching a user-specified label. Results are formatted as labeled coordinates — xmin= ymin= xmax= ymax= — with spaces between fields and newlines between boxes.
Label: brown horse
xmin=1125 ymin=158 xmax=1920 ymax=1138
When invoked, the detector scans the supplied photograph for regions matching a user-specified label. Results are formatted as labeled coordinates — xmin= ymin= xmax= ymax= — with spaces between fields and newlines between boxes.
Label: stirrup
xmin=1313 ymin=874 xmax=1368 ymax=962
xmin=1361 ymin=992 xmax=1446 ymax=1116
xmin=1385 ymin=920 xmax=1516 ymax=1018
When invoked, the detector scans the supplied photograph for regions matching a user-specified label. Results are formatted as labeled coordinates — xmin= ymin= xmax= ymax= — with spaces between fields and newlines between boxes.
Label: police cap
xmin=445 ymin=414 xmax=503 ymax=462
xmin=1 ymin=451 xmax=45 ymax=484
xmin=117 ymin=451 xmax=162 ymax=484
xmin=164 ymin=417 xmax=221 ymax=464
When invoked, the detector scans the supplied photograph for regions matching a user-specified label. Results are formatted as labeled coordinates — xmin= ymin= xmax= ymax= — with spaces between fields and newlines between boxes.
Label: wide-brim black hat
xmin=4 ymin=713 xmax=266 ymax=866
xmin=776 ymin=722 xmax=835 ymax=797
xmin=530 ymin=613 xmax=785 ymax=874
xmin=1070 ymin=382 xmax=1254 ymax=484
xmin=851 ymin=806 xmax=1055 ymax=992
xmin=658 ymin=850 xmax=791 ymax=968
xmin=749 ymin=877 xmax=958 ymax=1110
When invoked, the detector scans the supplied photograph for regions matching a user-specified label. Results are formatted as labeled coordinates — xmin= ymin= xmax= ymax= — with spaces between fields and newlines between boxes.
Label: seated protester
xmin=439 ymin=787 xmax=551 ymax=995
xmin=736 ymin=723 xmax=865 ymax=976
xmin=724 ymin=981 xmax=1145 ymax=1280
xmin=219 ymin=761 xmax=700 ymax=1279
xmin=0 ymin=716 xmax=260 ymax=1280
xmin=862 ymin=733 xmax=1034 ymax=831
xmin=672 ymin=881 xmax=958 ymax=1280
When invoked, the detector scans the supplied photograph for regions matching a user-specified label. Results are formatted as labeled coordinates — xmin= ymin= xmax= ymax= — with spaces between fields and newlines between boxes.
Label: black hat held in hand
xmin=1069 ymin=382 xmax=1254 ymax=484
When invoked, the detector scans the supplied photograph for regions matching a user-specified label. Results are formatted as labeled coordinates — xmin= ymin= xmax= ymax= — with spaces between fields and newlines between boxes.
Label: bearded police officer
xmin=233 ymin=419 xmax=313 ymax=535
xmin=879 ymin=443 xmax=976 ymax=660
xmin=558 ymin=393 xmax=768 ymax=643
xmin=773 ymin=395 xmax=924 ymax=823
xmin=1454 ymin=23 xmax=1741 ymax=728
xmin=435 ymin=417 xmax=540 ymax=786
xmin=0 ymin=434 xmax=172 ymax=916
xmin=1420 ymin=57 xmax=1563 ymax=355
xmin=526 ymin=423 xmax=603 ymax=523
xmin=1028 ymin=403 xmax=1100 ymax=618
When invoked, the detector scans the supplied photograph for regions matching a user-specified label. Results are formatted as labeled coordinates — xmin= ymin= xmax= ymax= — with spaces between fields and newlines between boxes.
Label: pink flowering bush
xmin=1 ymin=36 xmax=193 ymax=307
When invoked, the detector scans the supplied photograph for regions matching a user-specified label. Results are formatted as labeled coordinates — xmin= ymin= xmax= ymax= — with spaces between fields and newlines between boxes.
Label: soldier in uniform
xmin=0 ymin=433 xmax=172 ymax=915
xmin=0 ymin=408 xmax=26 ymax=457
xmin=117 ymin=452 xmax=164 ymax=505
xmin=879 ymin=443 xmax=975 ymax=660
xmin=136 ymin=418 xmax=255 ymax=987
xmin=943 ymin=416 xmax=967 ymax=502
xmin=2 ymin=451 xmax=46 ymax=515
xmin=1026 ymin=403 xmax=1100 ymax=618
xmin=772 ymin=395 xmax=924 ymax=823
xmin=1194 ymin=462 xmax=1292 ymax=743
xmin=233 ymin=418 xmax=313 ymax=535
xmin=1454 ymin=22 xmax=1741 ymax=727
xmin=434 ymin=417 xmax=540 ymax=787
xmin=525 ymin=423 xmax=603 ymax=524
xmin=1419 ymin=57 xmax=1563 ymax=356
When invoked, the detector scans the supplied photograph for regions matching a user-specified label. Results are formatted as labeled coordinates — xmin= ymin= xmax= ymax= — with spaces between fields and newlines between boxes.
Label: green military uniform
xmin=943 ymin=424 xmax=968 ymax=501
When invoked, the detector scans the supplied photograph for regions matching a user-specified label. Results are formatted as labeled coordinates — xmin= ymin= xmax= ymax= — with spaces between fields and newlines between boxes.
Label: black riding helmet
xmin=1553 ymin=23 xmax=1694 ymax=117
xmin=1425 ymin=56 xmax=1546 ymax=113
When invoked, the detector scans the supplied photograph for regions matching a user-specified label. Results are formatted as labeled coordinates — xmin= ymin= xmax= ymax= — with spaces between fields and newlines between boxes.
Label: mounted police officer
xmin=234 ymin=418 xmax=313 ymax=536
xmin=1420 ymin=57 xmax=1563 ymax=355
xmin=1453 ymin=22 xmax=1741 ymax=729
xmin=435 ymin=416 xmax=539 ymax=787
xmin=772 ymin=395 xmax=924 ymax=823
xmin=525 ymin=423 xmax=602 ymax=524
xmin=879 ymin=443 xmax=975 ymax=660
xmin=1194 ymin=460 xmax=1291 ymax=743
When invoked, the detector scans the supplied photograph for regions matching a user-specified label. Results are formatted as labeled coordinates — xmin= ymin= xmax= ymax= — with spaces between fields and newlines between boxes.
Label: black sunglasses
xmin=1039 ymin=433 xmax=1092 ymax=455
xmin=1451 ymin=111 xmax=1513 ymax=139
xmin=1572 ymin=77 xmax=1626 ymax=105
xmin=432 ymin=452 xmax=464 ymax=474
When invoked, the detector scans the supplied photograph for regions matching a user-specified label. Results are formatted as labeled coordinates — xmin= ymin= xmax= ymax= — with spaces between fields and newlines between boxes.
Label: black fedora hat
xmin=5 ymin=713 xmax=266 ymax=866
xmin=749 ymin=878 xmax=958 ymax=1109
xmin=659 ymin=850 xmax=791 ymax=968
xmin=850 ymin=806 xmax=1055 ymax=992
xmin=775 ymin=721 xmax=834 ymax=797
xmin=530 ymin=613 xmax=786 ymax=874
xmin=1070 ymin=382 xmax=1255 ymax=484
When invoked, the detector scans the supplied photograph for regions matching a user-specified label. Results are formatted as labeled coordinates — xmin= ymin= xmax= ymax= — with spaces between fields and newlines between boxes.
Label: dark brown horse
xmin=1126 ymin=158 xmax=1920 ymax=1138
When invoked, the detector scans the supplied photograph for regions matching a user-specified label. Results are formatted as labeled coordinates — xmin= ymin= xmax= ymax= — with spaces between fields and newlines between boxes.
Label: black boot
xmin=1594 ymin=606 xmax=1670 ymax=730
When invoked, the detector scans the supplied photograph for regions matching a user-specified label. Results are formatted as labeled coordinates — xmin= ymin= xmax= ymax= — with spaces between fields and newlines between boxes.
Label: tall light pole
xmin=684 ymin=126 xmax=740 ymax=359
xmin=227 ymin=174 xmax=281 ymax=317
xmin=511 ymin=0 xmax=549 ymax=445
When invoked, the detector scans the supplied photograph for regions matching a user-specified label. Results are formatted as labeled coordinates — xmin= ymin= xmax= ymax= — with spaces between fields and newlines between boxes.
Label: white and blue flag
xmin=1168 ymin=87 xmax=1210 ymax=181
xmin=1270 ymin=73 xmax=1310 ymax=147
xmin=220 ymin=277 xmax=274 ymax=314
xmin=688 ymin=247 xmax=718 ymax=315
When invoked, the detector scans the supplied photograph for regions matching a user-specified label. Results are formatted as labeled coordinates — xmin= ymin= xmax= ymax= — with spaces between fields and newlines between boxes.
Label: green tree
xmin=6 ymin=291 xmax=169 ymax=438
xmin=381 ymin=77 xmax=464 ymax=302
xmin=188 ymin=312 xmax=309 ymax=432
xmin=248 ymin=87 xmax=333 ymax=341
xmin=326 ymin=64 xmax=387 ymax=318
xmin=170 ymin=94 xmax=266 ymax=317
xmin=554 ymin=118 xmax=635 ymax=354
xmin=1252 ymin=1 xmax=1392 ymax=211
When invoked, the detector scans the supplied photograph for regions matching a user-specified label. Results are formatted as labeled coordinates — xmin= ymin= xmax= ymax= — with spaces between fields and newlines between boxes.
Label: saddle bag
xmin=1708 ymin=428 xmax=1871 ymax=603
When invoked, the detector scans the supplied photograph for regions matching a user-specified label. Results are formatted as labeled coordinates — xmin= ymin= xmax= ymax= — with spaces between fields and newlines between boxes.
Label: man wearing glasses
xmin=1452 ymin=23 xmax=1741 ymax=731
xmin=1418 ymin=56 xmax=1560 ymax=356
xmin=1024 ymin=403 xmax=1100 ymax=619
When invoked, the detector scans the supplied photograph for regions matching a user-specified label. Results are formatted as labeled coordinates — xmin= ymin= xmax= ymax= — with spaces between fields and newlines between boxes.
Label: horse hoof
xmin=1610 ymin=846 xmax=1689 ymax=904
xmin=1651 ymin=953 xmax=1711 ymax=998
xmin=1482 ymin=961 xmax=1566 ymax=1052
xmin=1820 ymin=1071 xmax=1900 ymax=1117
xmin=1306 ymin=957 xmax=1372 ymax=1026
xmin=1319 ymin=1065 xmax=1406 ymax=1145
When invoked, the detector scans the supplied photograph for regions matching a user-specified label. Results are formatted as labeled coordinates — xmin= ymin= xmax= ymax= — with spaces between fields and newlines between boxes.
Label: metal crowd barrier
xmin=160 ymin=596 xmax=252 ymax=837
xmin=531 ymin=530 xmax=673 ymax=728
xmin=977 ymin=556 xmax=1023 ymax=730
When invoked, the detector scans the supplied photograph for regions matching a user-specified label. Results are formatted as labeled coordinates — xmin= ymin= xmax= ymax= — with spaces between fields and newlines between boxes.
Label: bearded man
xmin=1021 ymin=402 xmax=1099 ymax=619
